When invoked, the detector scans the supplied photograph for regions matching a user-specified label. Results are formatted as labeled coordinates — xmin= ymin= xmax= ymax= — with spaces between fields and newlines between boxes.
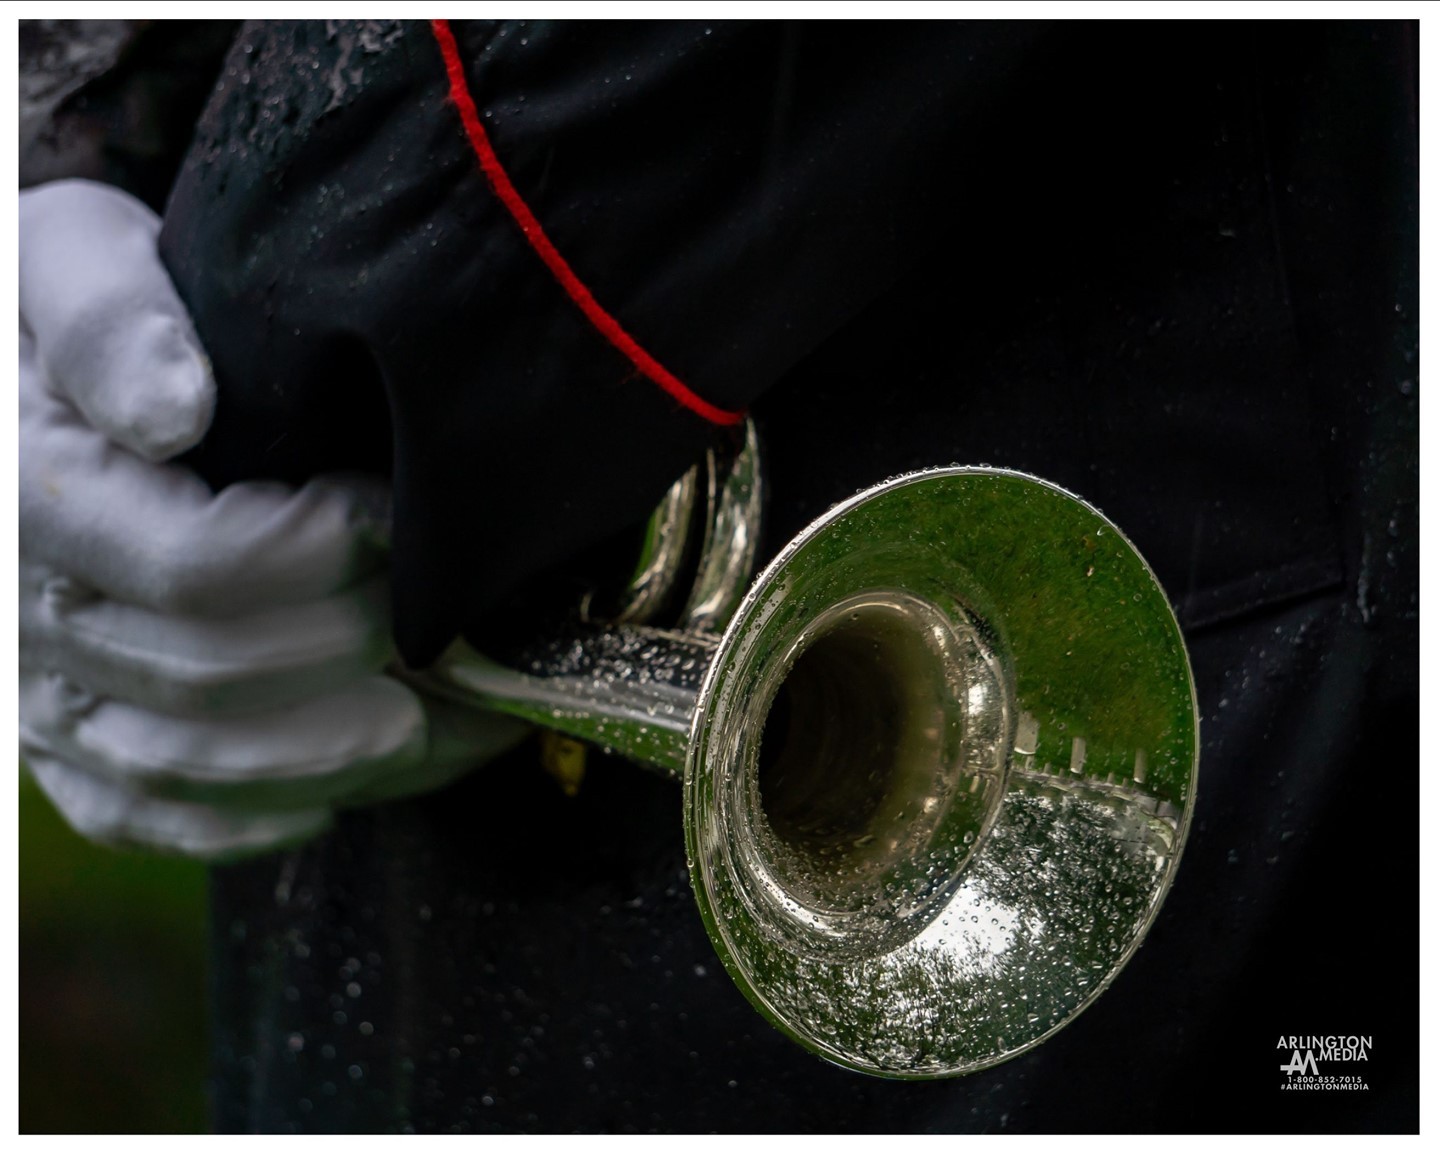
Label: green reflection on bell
xmin=686 ymin=468 xmax=1198 ymax=1078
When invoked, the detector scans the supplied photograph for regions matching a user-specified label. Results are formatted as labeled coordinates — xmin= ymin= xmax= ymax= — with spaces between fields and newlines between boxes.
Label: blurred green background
xmin=20 ymin=769 xmax=209 ymax=1133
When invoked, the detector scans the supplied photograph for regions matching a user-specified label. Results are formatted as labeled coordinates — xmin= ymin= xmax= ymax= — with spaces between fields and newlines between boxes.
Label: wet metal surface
xmin=420 ymin=469 xmax=1197 ymax=1076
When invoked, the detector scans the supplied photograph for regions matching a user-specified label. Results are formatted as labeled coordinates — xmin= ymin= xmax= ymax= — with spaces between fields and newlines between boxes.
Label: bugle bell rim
xmin=683 ymin=465 xmax=1199 ymax=1079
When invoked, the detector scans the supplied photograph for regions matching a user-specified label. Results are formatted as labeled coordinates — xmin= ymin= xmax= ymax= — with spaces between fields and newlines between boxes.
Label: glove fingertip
xmin=102 ymin=328 xmax=217 ymax=462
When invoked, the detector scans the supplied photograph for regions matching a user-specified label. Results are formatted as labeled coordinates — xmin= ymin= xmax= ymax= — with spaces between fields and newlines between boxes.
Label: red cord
xmin=430 ymin=19 xmax=745 ymax=427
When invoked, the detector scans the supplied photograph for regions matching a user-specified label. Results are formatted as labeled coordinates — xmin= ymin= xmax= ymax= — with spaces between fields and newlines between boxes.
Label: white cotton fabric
xmin=19 ymin=180 xmax=527 ymax=860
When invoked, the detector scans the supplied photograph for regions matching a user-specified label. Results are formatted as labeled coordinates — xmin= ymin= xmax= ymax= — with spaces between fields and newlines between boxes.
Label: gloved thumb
xmin=19 ymin=180 xmax=215 ymax=462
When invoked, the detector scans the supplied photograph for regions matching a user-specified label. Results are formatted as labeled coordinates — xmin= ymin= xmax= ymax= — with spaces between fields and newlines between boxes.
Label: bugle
xmin=415 ymin=422 xmax=1198 ymax=1079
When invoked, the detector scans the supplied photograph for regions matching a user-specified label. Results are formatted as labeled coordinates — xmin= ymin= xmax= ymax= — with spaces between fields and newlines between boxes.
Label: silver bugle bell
xmin=415 ymin=420 xmax=1199 ymax=1079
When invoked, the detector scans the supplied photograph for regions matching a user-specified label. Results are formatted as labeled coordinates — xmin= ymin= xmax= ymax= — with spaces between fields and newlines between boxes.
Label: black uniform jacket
xmin=118 ymin=18 xmax=1419 ymax=1132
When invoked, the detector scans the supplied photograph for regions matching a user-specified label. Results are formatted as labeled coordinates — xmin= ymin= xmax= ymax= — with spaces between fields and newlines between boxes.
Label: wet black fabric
xmin=160 ymin=20 xmax=1086 ymax=666
xmin=183 ymin=19 xmax=1418 ymax=1133
xmin=161 ymin=18 xmax=1296 ymax=668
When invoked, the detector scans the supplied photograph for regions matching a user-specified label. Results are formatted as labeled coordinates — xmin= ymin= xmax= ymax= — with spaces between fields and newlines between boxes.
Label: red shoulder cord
xmin=430 ymin=19 xmax=745 ymax=428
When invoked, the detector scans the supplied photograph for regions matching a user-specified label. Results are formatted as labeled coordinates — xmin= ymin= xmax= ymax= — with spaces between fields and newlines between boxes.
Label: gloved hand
xmin=19 ymin=180 xmax=527 ymax=860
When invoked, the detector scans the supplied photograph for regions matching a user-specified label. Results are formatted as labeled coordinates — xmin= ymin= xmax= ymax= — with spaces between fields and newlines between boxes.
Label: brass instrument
xmin=416 ymin=422 xmax=1198 ymax=1079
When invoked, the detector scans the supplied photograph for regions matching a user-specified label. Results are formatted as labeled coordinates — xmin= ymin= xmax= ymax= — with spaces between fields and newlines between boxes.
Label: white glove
xmin=19 ymin=180 xmax=527 ymax=860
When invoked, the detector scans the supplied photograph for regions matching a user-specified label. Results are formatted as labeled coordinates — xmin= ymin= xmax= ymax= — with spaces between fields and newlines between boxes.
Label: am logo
xmin=1281 ymin=1048 xmax=1320 ymax=1076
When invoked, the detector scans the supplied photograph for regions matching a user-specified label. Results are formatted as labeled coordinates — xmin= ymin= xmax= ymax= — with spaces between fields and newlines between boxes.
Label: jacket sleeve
xmin=159 ymin=19 xmax=1054 ymax=666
